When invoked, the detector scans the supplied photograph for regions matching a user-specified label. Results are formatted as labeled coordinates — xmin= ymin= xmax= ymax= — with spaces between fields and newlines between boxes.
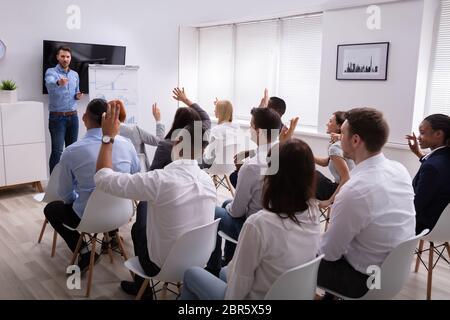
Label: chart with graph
xmin=88 ymin=65 xmax=139 ymax=124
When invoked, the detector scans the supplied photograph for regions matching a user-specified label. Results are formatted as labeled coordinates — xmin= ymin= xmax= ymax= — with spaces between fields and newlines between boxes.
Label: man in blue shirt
xmin=45 ymin=46 xmax=83 ymax=173
xmin=43 ymin=98 xmax=140 ymax=272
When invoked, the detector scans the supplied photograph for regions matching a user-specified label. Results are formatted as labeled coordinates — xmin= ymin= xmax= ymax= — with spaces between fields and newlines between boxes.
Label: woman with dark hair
xmin=406 ymin=113 xmax=450 ymax=234
xmin=149 ymin=87 xmax=210 ymax=170
xmin=314 ymin=111 xmax=354 ymax=209
xmin=180 ymin=138 xmax=321 ymax=300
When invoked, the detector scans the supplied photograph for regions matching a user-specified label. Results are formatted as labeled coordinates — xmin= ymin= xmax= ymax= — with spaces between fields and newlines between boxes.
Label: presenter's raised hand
xmin=152 ymin=103 xmax=161 ymax=122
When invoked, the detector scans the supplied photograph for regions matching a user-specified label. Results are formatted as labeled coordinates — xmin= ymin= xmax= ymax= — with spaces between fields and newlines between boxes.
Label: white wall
xmin=0 ymin=0 xmax=429 ymax=178
xmin=318 ymin=0 xmax=426 ymax=145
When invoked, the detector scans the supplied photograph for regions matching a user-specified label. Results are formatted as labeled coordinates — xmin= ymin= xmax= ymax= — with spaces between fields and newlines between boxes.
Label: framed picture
xmin=336 ymin=42 xmax=389 ymax=80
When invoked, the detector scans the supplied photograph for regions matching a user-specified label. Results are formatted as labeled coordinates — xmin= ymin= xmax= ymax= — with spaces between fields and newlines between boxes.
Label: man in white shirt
xmin=94 ymin=102 xmax=216 ymax=298
xmin=318 ymin=107 xmax=416 ymax=298
xmin=206 ymin=107 xmax=282 ymax=276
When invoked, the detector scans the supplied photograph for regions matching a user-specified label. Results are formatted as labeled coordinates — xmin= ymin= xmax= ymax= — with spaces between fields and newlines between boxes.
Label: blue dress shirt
xmin=45 ymin=64 xmax=80 ymax=112
xmin=57 ymin=128 xmax=140 ymax=217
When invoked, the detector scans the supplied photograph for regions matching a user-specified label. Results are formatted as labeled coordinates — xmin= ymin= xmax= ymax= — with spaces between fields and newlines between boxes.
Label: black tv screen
xmin=42 ymin=40 xmax=126 ymax=94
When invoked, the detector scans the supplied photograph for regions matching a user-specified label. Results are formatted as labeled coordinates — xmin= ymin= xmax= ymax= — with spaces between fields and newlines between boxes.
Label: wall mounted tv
xmin=42 ymin=40 xmax=126 ymax=94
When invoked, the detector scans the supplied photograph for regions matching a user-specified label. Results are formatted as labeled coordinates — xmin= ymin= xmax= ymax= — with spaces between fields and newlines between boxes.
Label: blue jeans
xmin=48 ymin=114 xmax=79 ymax=173
xmin=180 ymin=266 xmax=227 ymax=300
xmin=206 ymin=200 xmax=246 ymax=271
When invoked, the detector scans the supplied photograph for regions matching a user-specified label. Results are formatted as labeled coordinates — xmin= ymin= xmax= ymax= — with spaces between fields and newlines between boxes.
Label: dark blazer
xmin=149 ymin=103 xmax=211 ymax=171
xmin=413 ymin=146 xmax=450 ymax=234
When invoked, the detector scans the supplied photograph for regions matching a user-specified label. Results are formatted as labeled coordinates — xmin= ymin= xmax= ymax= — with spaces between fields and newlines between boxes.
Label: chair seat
xmin=33 ymin=193 xmax=45 ymax=202
xmin=124 ymin=256 xmax=151 ymax=279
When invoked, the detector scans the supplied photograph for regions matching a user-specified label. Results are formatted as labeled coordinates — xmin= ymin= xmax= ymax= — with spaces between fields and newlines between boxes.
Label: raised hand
xmin=102 ymin=100 xmax=121 ymax=138
xmin=406 ymin=132 xmax=424 ymax=158
xmin=172 ymin=87 xmax=193 ymax=106
xmin=152 ymin=103 xmax=161 ymax=122
xmin=259 ymin=88 xmax=269 ymax=108
xmin=279 ymin=117 xmax=299 ymax=143
xmin=214 ymin=97 xmax=219 ymax=106
xmin=58 ymin=77 xmax=69 ymax=86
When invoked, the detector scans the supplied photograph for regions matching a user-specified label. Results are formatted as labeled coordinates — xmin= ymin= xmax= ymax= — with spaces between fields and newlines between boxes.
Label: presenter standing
xmin=45 ymin=46 xmax=83 ymax=173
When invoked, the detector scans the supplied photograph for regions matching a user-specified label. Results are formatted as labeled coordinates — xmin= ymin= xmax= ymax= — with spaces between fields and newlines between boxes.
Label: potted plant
xmin=0 ymin=79 xmax=18 ymax=103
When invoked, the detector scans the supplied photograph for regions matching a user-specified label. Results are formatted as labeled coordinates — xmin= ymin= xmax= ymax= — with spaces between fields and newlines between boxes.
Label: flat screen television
xmin=42 ymin=40 xmax=126 ymax=94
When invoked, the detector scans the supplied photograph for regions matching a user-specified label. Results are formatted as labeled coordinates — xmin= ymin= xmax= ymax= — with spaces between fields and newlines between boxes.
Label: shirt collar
xmin=351 ymin=152 xmax=385 ymax=175
xmin=85 ymin=128 xmax=103 ymax=138
xmin=165 ymin=159 xmax=199 ymax=170
xmin=56 ymin=64 xmax=70 ymax=73
xmin=422 ymin=146 xmax=447 ymax=161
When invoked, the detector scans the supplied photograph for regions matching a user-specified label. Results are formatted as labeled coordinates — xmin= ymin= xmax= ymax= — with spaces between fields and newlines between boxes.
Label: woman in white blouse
xmin=314 ymin=111 xmax=354 ymax=209
xmin=180 ymin=138 xmax=321 ymax=300
xmin=203 ymin=100 xmax=240 ymax=166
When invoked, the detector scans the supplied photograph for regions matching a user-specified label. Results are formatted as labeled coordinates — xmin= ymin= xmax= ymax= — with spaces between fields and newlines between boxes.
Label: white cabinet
xmin=0 ymin=101 xmax=47 ymax=189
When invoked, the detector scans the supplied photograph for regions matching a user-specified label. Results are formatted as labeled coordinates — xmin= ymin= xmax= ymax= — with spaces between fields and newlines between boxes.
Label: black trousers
xmin=131 ymin=201 xmax=161 ymax=287
xmin=44 ymin=201 xmax=84 ymax=252
xmin=317 ymin=258 xmax=369 ymax=298
xmin=315 ymin=170 xmax=338 ymax=201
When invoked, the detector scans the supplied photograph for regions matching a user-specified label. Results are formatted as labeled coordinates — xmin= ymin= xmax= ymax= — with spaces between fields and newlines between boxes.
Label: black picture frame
xmin=336 ymin=42 xmax=389 ymax=80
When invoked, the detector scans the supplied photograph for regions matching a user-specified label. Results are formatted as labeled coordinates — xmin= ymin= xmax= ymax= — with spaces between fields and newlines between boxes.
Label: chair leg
xmin=177 ymin=282 xmax=182 ymax=295
xmin=225 ymin=175 xmax=235 ymax=197
xmin=70 ymin=233 xmax=84 ymax=265
xmin=324 ymin=208 xmax=331 ymax=232
xmin=116 ymin=231 xmax=134 ymax=278
xmin=445 ymin=242 xmax=450 ymax=260
xmin=161 ymin=283 xmax=168 ymax=300
xmin=414 ymin=240 xmax=424 ymax=273
xmin=136 ymin=279 xmax=149 ymax=300
xmin=85 ymin=234 xmax=97 ymax=298
xmin=427 ymin=242 xmax=434 ymax=300
xmin=104 ymin=232 xmax=114 ymax=264
xmin=51 ymin=230 xmax=58 ymax=257
xmin=38 ymin=219 xmax=48 ymax=244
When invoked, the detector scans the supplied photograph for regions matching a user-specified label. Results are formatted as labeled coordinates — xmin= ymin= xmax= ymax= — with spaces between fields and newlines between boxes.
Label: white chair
xmin=218 ymin=230 xmax=238 ymax=244
xmin=414 ymin=203 xmax=450 ymax=300
xmin=67 ymin=189 xmax=134 ymax=297
xmin=36 ymin=163 xmax=62 ymax=257
xmin=124 ymin=218 xmax=221 ymax=300
xmin=204 ymin=142 xmax=239 ymax=197
xmin=264 ymin=254 xmax=324 ymax=300
xmin=320 ymin=229 xmax=429 ymax=300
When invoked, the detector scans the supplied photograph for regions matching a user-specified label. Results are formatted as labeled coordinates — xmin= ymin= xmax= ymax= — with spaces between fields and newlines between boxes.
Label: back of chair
xmin=264 ymin=254 xmax=324 ymax=300
xmin=77 ymin=189 xmax=134 ymax=234
xmin=42 ymin=163 xmax=62 ymax=203
xmin=207 ymin=143 xmax=239 ymax=176
xmin=361 ymin=229 xmax=429 ymax=300
xmin=156 ymin=219 xmax=221 ymax=283
xmin=422 ymin=204 xmax=450 ymax=242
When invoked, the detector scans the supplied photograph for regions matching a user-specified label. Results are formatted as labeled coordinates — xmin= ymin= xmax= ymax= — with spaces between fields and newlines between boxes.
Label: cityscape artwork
xmin=336 ymin=42 xmax=389 ymax=80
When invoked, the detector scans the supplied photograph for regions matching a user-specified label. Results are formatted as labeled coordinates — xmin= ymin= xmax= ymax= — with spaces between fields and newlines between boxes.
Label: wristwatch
xmin=102 ymin=135 xmax=114 ymax=144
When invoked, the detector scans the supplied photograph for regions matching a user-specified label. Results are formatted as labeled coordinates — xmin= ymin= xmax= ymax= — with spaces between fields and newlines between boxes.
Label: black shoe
xmin=78 ymin=252 xmax=101 ymax=274
xmin=101 ymin=236 xmax=120 ymax=254
xmin=120 ymin=280 xmax=153 ymax=299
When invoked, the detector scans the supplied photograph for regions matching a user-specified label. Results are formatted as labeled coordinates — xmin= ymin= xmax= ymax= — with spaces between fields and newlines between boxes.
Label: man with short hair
xmin=94 ymin=103 xmax=216 ymax=299
xmin=318 ymin=107 xmax=416 ymax=298
xmin=44 ymin=99 xmax=140 ymax=272
xmin=45 ymin=46 xmax=83 ymax=173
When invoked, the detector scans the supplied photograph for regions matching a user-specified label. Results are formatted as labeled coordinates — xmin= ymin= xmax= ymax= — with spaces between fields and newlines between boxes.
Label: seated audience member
xmin=180 ymin=138 xmax=321 ymax=300
xmin=44 ymin=99 xmax=140 ymax=272
xmin=203 ymin=99 xmax=240 ymax=166
xmin=406 ymin=114 xmax=450 ymax=234
xmin=94 ymin=102 xmax=216 ymax=299
xmin=206 ymin=108 xmax=298 ymax=276
xmin=318 ymin=108 xmax=416 ymax=299
xmin=229 ymin=89 xmax=287 ymax=187
xmin=118 ymin=101 xmax=165 ymax=171
xmin=314 ymin=111 xmax=354 ymax=209
xmin=150 ymin=87 xmax=210 ymax=170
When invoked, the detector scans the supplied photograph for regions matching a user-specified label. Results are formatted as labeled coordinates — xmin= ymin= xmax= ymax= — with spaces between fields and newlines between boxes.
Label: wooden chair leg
xmin=136 ymin=279 xmax=149 ymax=300
xmin=177 ymin=282 xmax=182 ymax=295
xmin=38 ymin=219 xmax=48 ymax=244
xmin=35 ymin=181 xmax=44 ymax=193
xmin=104 ymin=233 xmax=114 ymax=264
xmin=445 ymin=242 xmax=450 ymax=260
xmin=414 ymin=240 xmax=424 ymax=273
xmin=161 ymin=283 xmax=168 ymax=300
xmin=427 ymin=242 xmax=434 ymax=300
xmin=116 ymin=231 xmax=134 ymax=278
xmin=70 ymin=233 xmax=84 ymax=265
xmin=86 ymin=234 xmax=97 ymax=298
xmin=51 ymin=230 xmax=58 ymax=257
xmin=225 ymin=175 xmax=235 ymax=197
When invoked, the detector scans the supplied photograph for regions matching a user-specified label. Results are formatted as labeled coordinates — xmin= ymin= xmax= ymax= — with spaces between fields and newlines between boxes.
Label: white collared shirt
xmin=225 ymin=205 xmax=321 ymax=300
xmin=94 ymin=159 xmax=217 ymax=267
xmin=320 ymin=153 xmax=416 ymax=274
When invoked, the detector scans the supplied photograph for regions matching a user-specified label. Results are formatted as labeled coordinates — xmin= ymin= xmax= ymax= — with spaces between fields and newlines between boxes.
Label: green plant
xmin=0 ymin=80 xmax=17 ymax=90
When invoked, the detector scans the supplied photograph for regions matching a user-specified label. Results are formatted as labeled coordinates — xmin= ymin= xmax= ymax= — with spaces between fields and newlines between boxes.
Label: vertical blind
xmin=428 ymin=0 xmax=450 ymax=116
xmin=196 ymin=14 xmax=323 ymax=126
